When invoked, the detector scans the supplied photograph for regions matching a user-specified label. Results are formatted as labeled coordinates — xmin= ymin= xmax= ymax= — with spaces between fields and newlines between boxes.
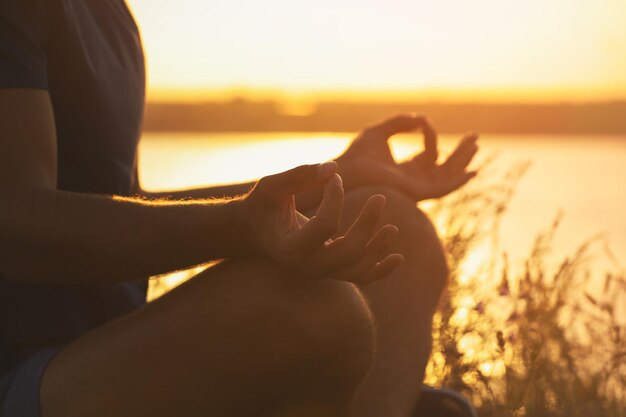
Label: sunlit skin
xmin=11 ymin=0 xmax=626 ymax=416
xmin=1 ymin=87 xmax=477 ymax=417
xmin=241 ymin=164 xmax=405 ymax=283
xmin=338 ymin=115 xmax=478 ymax=200
xmin=0 ymin=1 xmax=488 ymax=416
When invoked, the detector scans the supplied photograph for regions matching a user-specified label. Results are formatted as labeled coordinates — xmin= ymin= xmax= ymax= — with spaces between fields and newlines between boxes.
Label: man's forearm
xmin=0 ymin=189 xmax=251 ymax=285
xmin=142 ymin=181 xmax=325 ymax=213
xmin=141 ymin=182 xmax=255 ymax=201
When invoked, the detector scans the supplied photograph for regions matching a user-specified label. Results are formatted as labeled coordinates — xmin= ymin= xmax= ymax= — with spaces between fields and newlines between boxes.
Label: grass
xmin=148 ymin=160 xmax=626 ymax=417
xmin=424 ymin=161 xmax=626 ymax=417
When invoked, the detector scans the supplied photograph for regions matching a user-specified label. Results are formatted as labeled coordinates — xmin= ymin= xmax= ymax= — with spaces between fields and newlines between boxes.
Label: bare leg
xmin=40 ymin=258 xmax=375 ymax=417
xmin=341 ymin=187 xmax=449 ymax=417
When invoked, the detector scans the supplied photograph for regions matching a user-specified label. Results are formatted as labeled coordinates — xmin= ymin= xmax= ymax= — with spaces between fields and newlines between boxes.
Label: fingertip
xmin=380 ymin=224 xmax=399 ymax=242
xmin=380 ymin=254 xmax=405 ymax=274
xmin=368 ymin=194 xmax=386 ymax=215
xmin=390 ymin=223 xmax=400 ymax=234
xmin=390 ymin=253 xmax=405 ymax=263
xmin=364 ymin=253 xmax=405 ymax=284
xmin=458 ymin=171 xmax=478 ymax=185
xmin=318 ymin=161 xmax=338 ymax=178
xmin=379 ymin=253 xmax=404 ymax=266
xmin=321 ymin=173 xmax=344 ymax=212
xmin=330 ymin=173 xmax=343 ymax=189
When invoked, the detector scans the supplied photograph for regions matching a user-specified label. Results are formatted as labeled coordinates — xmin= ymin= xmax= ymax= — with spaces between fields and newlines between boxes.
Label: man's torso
xmin=0 ymin=0 xmax=147 ymax=374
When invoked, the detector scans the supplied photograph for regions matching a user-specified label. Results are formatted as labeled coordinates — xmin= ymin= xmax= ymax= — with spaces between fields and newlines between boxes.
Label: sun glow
xmin=127 ymin=0 xmax=626 ymax=103
xmin=138 ymin=133 xmax=351 ymax=191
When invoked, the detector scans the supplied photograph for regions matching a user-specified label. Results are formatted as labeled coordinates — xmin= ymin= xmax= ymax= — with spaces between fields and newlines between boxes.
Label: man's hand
xmin=240 ymin=162 xmax=404 ymax=284
xmin=337 ymin=114 xmax=479 ymax=201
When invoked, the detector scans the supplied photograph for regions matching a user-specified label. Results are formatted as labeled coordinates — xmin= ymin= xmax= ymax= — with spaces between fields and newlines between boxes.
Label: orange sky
xmin=127 ymin=0 xmax=626 ymax=103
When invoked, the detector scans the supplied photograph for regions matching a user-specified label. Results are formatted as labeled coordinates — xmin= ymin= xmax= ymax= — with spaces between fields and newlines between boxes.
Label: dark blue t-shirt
xmin=0 ymin=0 xmax=147 ymax=375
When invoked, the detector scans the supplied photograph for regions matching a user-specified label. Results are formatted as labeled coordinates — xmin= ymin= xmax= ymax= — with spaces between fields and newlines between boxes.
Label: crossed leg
xmin=41 ymin=259 xmax=375 ymax=417
xmin=40 ymin=186 xmax=447 ymax=417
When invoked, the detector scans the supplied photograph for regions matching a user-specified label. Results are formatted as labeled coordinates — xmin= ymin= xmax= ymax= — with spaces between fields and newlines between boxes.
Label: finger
xmin=360 ymin=254 xmax=405 ymax=284
xmin=440 ymin=133 xmax=479 ymax=175
xmin=364 ymin=224 xmax=399 ymax=257
xmin=388 ymin=117 xmax=438 ymax=166
xmin=367 ymin=114 xmax=438 ymax=163
xmin=342 ymin=194 xmax=386 ymax=245
xmin=295 ymin=211 xmax=309 ymax=228
xmin=409 ymin=132 xmax=476 ymax=172
xmin=319 ymin=225 xmax=402 ymax=283
xmin=258 ymin=161 xmax=338 ymax=199
xmin=405 ymin=150 xmax=436 ymax=172
xmin=371 ymin=113 xmax=424 ymax=137
xmin=371 ymin=114 xmax=436 ymax=149
xmin=429 ymin=171 xmax=478 ymax=198
xmin=310 ymin=196 xmax=389 ymax=271
xmin=420 ymin=117 xmax=438 ymax=165
xmin=331 ymin=252 xmax=404 ymax=285
xmin=292 ymin=174 xmax=344 ymax=248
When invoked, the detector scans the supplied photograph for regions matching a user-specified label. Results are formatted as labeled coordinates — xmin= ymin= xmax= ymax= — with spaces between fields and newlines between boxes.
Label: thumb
xmin=292 ymin=173 xmax=344 ymax=249
xmin=259 ymin=161 xmax=338 ymax=198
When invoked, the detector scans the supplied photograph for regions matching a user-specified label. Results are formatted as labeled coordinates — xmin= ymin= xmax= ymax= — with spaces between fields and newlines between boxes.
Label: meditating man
xmin=0 ymin=1 xmax=478 ymax=417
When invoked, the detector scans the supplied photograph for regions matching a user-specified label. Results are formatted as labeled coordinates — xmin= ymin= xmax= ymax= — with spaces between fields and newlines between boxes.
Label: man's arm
xmin=1 ymin=90 xmax=399 ymax=286
xmin=0 ymin=89 xmax=252 ymax=284
xmin=139 ymin=181 xmax=324 ymax=212
xmin=135 ymin=169 xmax=324 ymax=210
xmin=135 ymin=176 xmax=255 ymax=200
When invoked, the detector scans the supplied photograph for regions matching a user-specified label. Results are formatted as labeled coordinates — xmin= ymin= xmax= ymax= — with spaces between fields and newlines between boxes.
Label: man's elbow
xmin=0 ymin=192 xmax=52 ymax=284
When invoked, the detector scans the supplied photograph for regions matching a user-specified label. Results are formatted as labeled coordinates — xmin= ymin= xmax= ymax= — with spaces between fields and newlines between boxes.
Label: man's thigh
xmin=40 ymin=257 xmax=371 ymax=417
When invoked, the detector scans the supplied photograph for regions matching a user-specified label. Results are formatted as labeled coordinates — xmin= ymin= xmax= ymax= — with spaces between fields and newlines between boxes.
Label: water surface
xmin=139 ymin=133 xmax=626 ymax=270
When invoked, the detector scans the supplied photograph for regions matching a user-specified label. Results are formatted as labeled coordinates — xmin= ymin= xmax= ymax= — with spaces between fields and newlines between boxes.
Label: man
xmin=0 ymin=1 xmax=478 ymax=416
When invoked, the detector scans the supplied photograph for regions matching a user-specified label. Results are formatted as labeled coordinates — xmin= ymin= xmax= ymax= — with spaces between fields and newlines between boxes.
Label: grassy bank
xmin=425 ymin=162 xmax=626 ymax=417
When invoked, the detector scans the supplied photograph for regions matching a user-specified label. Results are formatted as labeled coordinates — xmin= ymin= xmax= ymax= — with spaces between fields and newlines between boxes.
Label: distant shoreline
xmin=143 ymin=100 xmax=626 ymax=135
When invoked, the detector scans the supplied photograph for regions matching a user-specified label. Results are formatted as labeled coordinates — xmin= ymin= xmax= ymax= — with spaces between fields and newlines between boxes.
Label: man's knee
xmin=191 ymin=259 xmax=376 ymax=386
xmin=286 ymin=274 xmax=376 ymax=385
xmin=343 ymin=186 xmax=449 ymax=293
xmin=344 ymin=185 xmax=435 ymax=233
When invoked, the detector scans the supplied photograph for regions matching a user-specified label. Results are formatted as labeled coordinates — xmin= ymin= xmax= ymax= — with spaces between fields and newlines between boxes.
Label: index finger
xmin=291 ymin=174 xmax=344 ymax=249
xmin=372 ymin=114 xmax=423 ymax=137
xmin=419 ymin=117 xmax=438 ymax=165
xmin=257 ymin=161 xmax=337 ymax=200
xmin=371 ymin=114 xmax=438 ymax=164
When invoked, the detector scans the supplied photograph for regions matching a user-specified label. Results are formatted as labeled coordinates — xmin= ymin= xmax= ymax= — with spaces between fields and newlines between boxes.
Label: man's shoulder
xmin=0 ymin=0 xmax=53 ymax=35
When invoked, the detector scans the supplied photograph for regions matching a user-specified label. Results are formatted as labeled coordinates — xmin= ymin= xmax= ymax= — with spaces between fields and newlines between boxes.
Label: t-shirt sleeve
xmin=0 ymin=1 xmax=48 ymax=89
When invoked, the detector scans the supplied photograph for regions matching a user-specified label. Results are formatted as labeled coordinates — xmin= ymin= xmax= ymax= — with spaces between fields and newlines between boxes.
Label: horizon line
xmin=145 ymin=86 xmax=626 ymax=105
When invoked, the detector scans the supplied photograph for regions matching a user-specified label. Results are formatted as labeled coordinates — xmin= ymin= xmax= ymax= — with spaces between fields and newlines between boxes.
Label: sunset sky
xmin=127 ymin=0 xmax=626 ymax=102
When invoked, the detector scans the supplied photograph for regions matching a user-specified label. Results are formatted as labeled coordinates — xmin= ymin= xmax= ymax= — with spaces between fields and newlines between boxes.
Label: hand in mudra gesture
xmin=241 ymin=162 xmax=404 ymax=284
xmin=338 ymin=114 xmax=479 ymax=201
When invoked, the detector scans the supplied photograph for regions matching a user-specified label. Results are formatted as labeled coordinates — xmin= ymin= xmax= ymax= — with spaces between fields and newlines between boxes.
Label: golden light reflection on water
xmin=139 ymin=133 xmax=348 ymax=191
xmin=138 ymin=132 xmax=429 ymax=192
